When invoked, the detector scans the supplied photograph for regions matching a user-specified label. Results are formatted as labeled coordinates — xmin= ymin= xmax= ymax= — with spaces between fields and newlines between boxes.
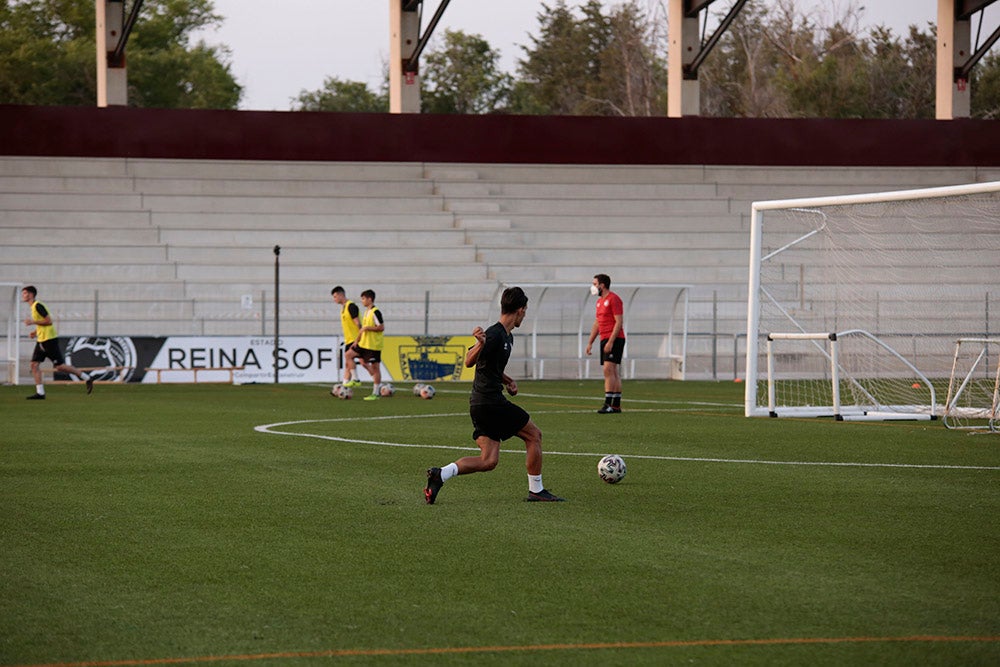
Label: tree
xmin=699 ymin=0 xmax=940 ymax=119
xmin=512 ymin=0 xmax=666 ymax=116
xmin=512 ymin=0 xmax=593 ymax=115
xmin=699 ymin=1 xmax=788 ymax=117
xmin=972 ymin=50 xmax=1000 ymax=119
xmin=291 ymin=77 xmax=387 ymax=113
xmin=421 ymin=29 xmax=511 ymax=114
xmin=0 ymin=0 xmax=241 ymax=108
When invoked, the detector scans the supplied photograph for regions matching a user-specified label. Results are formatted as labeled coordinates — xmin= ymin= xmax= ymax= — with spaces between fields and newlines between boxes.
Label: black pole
xmin=273 ymin=245 xmax=280 ymax=384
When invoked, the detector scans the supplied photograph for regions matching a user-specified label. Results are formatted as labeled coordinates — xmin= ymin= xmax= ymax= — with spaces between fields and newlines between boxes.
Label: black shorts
xmin=338 ymin=340 xmax=357 ymax=365
xmin=600 ymin=337 xmax=626 ymax=365
xmin=352 ymin=345 xmax=381 ymax=364
xmin=32 ymin=339 xmax=64 ymax=365
xmin=470 ymin=401 xmax=530 ymax=442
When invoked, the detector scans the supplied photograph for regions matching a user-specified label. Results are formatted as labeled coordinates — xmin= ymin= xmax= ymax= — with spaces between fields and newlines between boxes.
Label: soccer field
xmin=2 ymin=380 xmax=998 ymax=666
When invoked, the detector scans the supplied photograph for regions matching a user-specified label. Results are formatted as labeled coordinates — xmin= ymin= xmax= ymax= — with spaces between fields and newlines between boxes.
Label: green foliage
xmin=972 ymin=50 xmax=1000 ymax=119
xmin=1 ymin=381 xmax=999 ymax=665
xmin=422 ymin=29 xmax=511 ymax=114
xmin=695 ymin=3 xmax=947 ymax=119
xmin=511 ymin=0 xmax=665 ymax=116
xmin=291 ymin=76 xmax=387 ymax=113
xmin=0 ymin=0 xmax=241 ymax=108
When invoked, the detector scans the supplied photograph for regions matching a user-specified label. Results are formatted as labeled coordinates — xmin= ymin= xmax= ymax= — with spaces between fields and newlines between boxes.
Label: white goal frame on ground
xmin=746 ymin=180 xmax=1000 ymax=419
xmin=492 ymin=283 xmax=690 ymax=380
xmin=766 ymin=331 xmax=936 ymax=421
xmin=944 ymin=338 xmax=1000 ymax=433
xmin=1 ymin=282 xmax=23 ymax=385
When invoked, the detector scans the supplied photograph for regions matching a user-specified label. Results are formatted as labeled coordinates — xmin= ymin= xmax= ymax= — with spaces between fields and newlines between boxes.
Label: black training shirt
xmin=469 ymin=321 xmax=513 ymax=406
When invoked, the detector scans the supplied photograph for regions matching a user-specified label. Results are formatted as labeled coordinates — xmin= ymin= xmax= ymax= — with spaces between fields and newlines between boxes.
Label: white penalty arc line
xmin=254 ymin=413 xmax=1000 ymax=472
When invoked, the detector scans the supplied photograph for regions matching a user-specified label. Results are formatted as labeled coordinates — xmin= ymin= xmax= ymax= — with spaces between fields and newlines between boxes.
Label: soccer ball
xmin=380 ymin=383 xmax=395 ymax=397
xmin=597 ymin=454 xmax=626 ymax=484
xmin=412 ymin=383 xmax=426 ymax=396
xmin=420 ymin=384 xmax=436 ymax=399
xmin=330 ymin=383 xmax=343 ymax=398
xmin=340 ymin=386 xmax=353 ymax=400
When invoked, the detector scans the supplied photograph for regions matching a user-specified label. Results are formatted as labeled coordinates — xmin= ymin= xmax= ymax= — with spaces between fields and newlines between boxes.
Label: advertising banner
xmin=58 ymin=334 xmax=476 ymax=384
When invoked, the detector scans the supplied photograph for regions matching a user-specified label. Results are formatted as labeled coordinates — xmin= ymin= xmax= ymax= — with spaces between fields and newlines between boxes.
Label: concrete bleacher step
xmin=166 ymin=245 xmax=477 ymax=264
xmin=488 ymin=264 xmax=747 ymax=284
xmin=140 ymin=194 xmax=445 ymax=214
xmin=24 ymin=282 xmax=188 ymax=301
xmin=0 ymin=263 xmax=177 ymax=282
xmin=0 ymin=245 xmax=166 ymax=263
xmin=0 ymin=176 xmax=136 ymax=194
xmin=466 ymin=229 xmax=748 ymax=249
xmin=455 ymin=217 xmax=512 ymax=230
xmin=445 ymin=163 xmax=708 ymax=184
xmin=0 ymin=157 xmax=129 ymax=177
xmin=157 ymin=228 xmax=467 ymax=247
xmin=705 ymin=166 xmax=979 ymax=188
xmin=499 ymin=198 xmax=731 ymax=215
xmin=0 ymin=192 xmax=143 ymax=211
xmin=128 ymin=159 xmax=426 ymax=181
xmin=445 ymin=200 xmax=502 ymax=213
xmin=181 ymin=281 xmax=497 ymax=303
xmin=4 ymin=227 xmax=160 ymax=245
xmin=497 ymin=213 xmax=749 ymax=232
xmin=483 ymin=182 xmax=720 ymax=199
xmin=132 ymin=177 xmax=434 ymax=197
xmin=0 ymin=210 xmax=151 ymax=228
xmin=174 ymin=262 xmax=489 ymax=283
xmin=151 ymin=212 xmax=457 ymax=230
xmin=435 ymin=182 xmax=495 ymax=197
xmin=478 ymin=247 xmax=747 ymax=266
xmin=56 ymin=299 xmax=196 ymax=320
xmin=424 ymin=166 xmax=481 ymax=180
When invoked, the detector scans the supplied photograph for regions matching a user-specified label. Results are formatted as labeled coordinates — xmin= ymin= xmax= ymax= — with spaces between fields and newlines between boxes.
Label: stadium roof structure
xmin=93 ymin=1 xmax=998 ymax=119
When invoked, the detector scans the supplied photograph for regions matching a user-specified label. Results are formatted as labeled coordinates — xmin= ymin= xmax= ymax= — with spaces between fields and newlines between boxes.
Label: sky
xmin=191 ymin=1 xmax=998 ymax=111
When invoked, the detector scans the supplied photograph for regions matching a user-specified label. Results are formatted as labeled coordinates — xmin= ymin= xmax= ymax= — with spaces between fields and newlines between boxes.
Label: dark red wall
xmin=1 ymin=104 xmax=997 ymax=166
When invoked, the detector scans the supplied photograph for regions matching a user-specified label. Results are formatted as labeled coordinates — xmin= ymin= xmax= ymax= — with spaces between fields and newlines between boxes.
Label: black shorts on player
xmin=599 ymin=337 xmax=625 ymax=365
xmin=470 ymin=401 xmax=530 ymax=442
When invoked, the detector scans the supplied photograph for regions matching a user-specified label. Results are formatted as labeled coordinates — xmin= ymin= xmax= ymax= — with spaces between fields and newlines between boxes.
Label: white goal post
xmin=944 ymin=338 xmax=1000 ymax=432
xmin=1 ymin=282 xmax=23 ymax=385
xmin=746 ymin=181 xmax=1000 ymax=419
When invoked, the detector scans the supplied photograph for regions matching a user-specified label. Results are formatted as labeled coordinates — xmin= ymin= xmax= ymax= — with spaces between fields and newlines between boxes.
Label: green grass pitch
xmin=2 ymin=380 xmax=998 ymax=666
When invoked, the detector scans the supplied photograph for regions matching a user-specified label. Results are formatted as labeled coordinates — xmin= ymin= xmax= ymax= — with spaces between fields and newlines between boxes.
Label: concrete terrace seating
xmin=0 ymin=156 xmax=992 ymax=377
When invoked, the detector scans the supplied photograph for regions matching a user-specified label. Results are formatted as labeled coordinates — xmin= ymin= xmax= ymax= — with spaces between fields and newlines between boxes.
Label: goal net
xmin=493 ymin=283 xmax=690 ymax=380
xmin=944 ymin=338 xmax=1000 ymax=432
xmin=745 ymin=181 xmax=1000 ymax=419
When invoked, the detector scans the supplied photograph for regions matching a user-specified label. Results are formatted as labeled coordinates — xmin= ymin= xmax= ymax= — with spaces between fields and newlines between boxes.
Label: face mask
xmin=590 ymin=284 xmax=599 ymax=296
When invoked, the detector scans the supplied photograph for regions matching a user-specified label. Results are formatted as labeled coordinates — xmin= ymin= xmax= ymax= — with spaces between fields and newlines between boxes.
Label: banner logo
xmin=65 ymin=336 xmax=138 ymax=382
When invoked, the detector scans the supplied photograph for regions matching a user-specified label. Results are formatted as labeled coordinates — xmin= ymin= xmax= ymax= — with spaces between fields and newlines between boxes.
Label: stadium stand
xmin=2 ymin=107 xmax=998 ymax=380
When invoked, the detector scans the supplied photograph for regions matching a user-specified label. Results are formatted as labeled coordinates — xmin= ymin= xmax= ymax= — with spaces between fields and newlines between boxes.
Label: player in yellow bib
xmin=21 ymin=285 xmax=93 ymax=399
xmin=331 ymin=286 xmax=361 ymax=387
xmin=344 ymin=289 xmax=385 ymax=400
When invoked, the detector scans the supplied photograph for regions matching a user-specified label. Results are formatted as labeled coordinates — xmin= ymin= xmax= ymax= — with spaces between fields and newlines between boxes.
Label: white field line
xmin=255 ymin=410 xmax=1000 ymax=472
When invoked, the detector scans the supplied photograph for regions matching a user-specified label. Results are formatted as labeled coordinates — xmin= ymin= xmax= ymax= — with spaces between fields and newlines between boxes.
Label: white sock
xmin=372 ymin=383 xmax=381 ymax=396
xmin=80 ymin=372 xmax=90 ymax=381
xmin=528 ymin=474 xmax=544 ymax=493
xmin=441 ymin=463 xmax=459 ymax=481
xmin=36 ymin=384 xmax=45 ymax=395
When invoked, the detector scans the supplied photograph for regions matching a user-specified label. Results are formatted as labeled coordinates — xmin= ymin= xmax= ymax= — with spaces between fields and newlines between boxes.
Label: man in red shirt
xmin=586 ymin=273 xmax=625 ymax=413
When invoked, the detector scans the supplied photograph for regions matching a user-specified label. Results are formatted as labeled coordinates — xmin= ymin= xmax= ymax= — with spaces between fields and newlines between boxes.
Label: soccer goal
xmin=1 ymin=282 xmax=24 ymax=385
xmin=745 ymin=181 xmax=1000 ymax=419
xmin=944 ymin=338 xmax=1000 ymax=433
xmin=492 ymin=283 xmax=690 ymax=380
